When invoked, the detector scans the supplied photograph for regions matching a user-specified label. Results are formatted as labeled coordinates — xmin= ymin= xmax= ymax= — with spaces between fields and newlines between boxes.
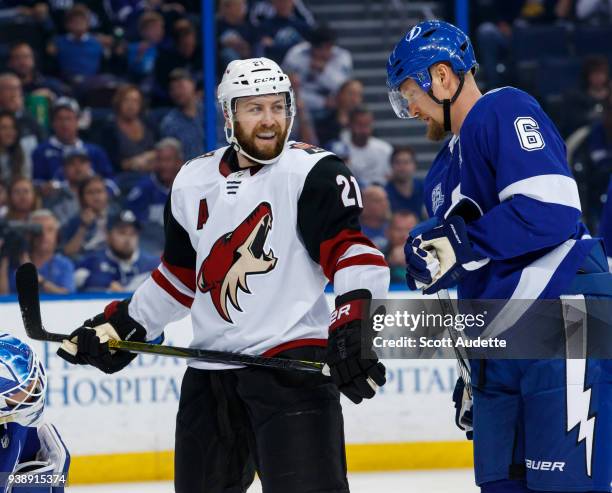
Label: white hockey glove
xmin=452 ymin=378 xmax=473 ymax=440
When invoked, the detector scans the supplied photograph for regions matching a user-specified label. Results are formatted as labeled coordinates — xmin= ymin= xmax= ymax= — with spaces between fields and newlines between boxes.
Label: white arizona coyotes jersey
xmin=128 ymin=142 xmax=389 ymax=369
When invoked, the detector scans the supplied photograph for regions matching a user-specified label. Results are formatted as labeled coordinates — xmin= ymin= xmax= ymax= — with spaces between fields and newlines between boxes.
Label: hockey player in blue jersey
xmin=387 ymin=20 xmax=612 ymax=493
xmin=0 ymin=333 xmax=69 ymax=492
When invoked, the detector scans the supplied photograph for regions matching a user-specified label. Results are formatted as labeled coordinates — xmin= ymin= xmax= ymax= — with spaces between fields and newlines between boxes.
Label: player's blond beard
xmin=235 ymin=120 xmax=289 ymax=162
xmin=427 ymin=118 xmax=447 ymax=141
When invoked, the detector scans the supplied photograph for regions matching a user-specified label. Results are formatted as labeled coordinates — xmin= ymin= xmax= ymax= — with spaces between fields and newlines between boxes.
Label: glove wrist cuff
xmin=330 ymin=298 xmax=368 ymax=332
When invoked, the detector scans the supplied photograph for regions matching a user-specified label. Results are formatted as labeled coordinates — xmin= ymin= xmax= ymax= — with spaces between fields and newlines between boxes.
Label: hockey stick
xmin=437 ymin=289 xmax=472 ymax=398
xmin=15 ymin=263 xmax=326 ymax=374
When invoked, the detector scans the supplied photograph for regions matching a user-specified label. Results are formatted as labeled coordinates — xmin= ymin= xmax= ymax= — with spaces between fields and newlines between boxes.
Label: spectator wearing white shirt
xmin=282 ymin=26 xmax=352 ymax=114
xmin=342 ymin=106 xmax=392 ymax=187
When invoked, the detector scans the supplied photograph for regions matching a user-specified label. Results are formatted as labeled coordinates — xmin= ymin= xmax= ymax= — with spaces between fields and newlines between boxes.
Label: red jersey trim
xmin=161 ymin=257 xmax=196 ymax=292
xmin=152 ymin=269 xmax=194 ymax=308
xmin=330 ymin=298 xmax=366 ymax=331
xmin=262 ymin=338 xmax=327 ymax=357
xmin=319 ymin=229 xmax=379 ymax=281
xmin=219 ymin=159 xmax=231 ymax=177
xmin=336 ymin=253 xmax=389 ymax=271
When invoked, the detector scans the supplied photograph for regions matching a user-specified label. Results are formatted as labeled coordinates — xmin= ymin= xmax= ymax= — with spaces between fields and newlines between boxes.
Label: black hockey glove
xmin=325 ymin=289 xmax=386 ymax=404
xmin=452 ymin=377 xmax=473 ymax=440
xmin=57 ymin=299 xmax=146 ymax=374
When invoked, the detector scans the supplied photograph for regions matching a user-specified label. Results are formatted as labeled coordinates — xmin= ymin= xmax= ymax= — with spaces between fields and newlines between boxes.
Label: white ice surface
xmin=66 ymin=469 xmax=480 ymax=492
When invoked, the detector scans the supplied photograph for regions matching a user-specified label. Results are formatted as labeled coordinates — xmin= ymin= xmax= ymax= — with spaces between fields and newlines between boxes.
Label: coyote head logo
xmin=197 ymin=202 xmax=277 ymax=323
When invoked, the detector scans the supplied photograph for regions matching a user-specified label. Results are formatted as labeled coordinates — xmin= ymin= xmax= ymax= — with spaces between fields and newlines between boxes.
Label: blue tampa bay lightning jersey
xmin=424 ymin=87 xmax=599 ymax=300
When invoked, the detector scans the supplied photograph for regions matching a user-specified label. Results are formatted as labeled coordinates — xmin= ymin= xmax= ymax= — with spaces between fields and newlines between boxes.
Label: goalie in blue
xmin=0 ymin=334 xmax=69 ymax=492
xmin=387 ymin=20 xmax=612 ymax=493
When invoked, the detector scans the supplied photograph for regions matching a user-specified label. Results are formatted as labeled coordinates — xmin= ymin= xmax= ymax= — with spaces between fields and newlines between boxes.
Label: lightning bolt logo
xmin=566 ymin=359 xmax=595 ymax=477
xmin=562 ymin=296 xmax=595 ymax=478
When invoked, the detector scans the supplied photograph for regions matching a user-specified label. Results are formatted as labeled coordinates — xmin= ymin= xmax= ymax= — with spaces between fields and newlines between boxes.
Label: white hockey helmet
xmin=217 ymin=57 xmax=295 ymax=165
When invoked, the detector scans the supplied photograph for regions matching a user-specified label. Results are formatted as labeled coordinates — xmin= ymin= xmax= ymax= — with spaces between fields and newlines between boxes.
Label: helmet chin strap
xmin=232 ymin=140 xmax=282 ymax=165
xmin=427 ymin=72 xmax=465 ymax=132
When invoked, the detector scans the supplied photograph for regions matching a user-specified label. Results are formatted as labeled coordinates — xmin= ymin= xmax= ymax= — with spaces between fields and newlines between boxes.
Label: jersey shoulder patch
xmin=289 ymin=141 xmax=328 ymax=154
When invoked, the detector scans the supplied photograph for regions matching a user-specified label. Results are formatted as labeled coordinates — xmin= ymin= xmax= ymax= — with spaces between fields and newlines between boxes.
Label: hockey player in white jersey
xmin=56 ymin=57 xmax=390 ymax=493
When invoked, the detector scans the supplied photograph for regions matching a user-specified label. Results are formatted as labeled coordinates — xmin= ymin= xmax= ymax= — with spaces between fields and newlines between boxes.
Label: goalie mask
xmin=217 ymin=58 xmax=295 ymax=165
xmin=0 ymin=334 xmax=47 ymax=427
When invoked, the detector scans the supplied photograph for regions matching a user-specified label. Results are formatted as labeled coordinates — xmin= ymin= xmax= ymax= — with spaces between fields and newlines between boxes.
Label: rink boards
xmin=1 ymin=292 xmax=472 ymax=484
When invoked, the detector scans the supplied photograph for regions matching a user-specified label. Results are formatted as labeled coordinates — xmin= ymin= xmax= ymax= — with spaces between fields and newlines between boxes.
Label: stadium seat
xmin=511 ymin=25 xmax=571 ymax=62
xmin=537 ymin=57 xmax=582 ymax=97
xmin=574 ymin=26 xmax=612 ymax=57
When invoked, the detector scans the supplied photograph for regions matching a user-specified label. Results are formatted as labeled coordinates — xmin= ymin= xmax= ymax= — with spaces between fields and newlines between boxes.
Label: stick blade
xmin=15 ymin=263 xmax=48 ymax=342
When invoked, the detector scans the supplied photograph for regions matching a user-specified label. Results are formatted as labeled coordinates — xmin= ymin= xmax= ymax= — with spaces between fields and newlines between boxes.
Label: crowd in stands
xmin=0 ymin=0 xmax=611 ymax=294
xmin=471 ymin=0 xmax=612 ymax=232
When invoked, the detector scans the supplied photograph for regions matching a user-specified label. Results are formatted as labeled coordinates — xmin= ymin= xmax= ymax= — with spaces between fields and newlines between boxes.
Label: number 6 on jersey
xmin=514 ymin=116 xmax=545 ymax=151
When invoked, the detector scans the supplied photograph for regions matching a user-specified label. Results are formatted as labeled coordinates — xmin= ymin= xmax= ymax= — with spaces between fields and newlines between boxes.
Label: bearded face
xmin=231 ymin=94 xmax=292 ymax=163
xmin=234 ymin=118 xmax=289 ymax=161
xmin=426 ymin=117 xmax=447 ymax=141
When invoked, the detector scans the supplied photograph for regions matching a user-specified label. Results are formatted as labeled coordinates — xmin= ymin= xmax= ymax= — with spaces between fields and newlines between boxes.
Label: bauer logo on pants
xmin=197 ymin=202 xmax=278 ymax=323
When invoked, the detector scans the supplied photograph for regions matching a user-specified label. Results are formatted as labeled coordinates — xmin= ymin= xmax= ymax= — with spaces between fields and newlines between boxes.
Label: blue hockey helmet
xmin=0 ymin=334 xmax=47 ymax=427
xmin=387 ymin=20 xmax=477 ymax=120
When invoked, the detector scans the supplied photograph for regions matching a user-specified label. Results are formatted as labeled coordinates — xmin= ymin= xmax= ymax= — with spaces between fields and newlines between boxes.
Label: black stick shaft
xmin=15 ymin=263 xmax=326 ymax=373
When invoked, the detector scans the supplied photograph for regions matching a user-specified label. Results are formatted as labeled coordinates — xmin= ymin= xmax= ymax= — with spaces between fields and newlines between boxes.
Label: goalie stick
xmin=15 ymin=263 xmax=327 ymax=374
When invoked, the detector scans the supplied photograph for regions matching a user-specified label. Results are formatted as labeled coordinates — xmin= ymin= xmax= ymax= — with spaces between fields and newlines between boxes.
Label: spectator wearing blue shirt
xmin=75 ymin=210 xmax=159 ymax=292
xmin=160 ymin=69 xmax=205 ymax=160
xmin=48 ymin=5 xmax=105 ymax=82
xmin=62 ymin=175 xmax=118 ymax=260
xmin=32 ymin=98 xmax=114 ymax=184
xmin=259 ymin=0 xmax=313 ymax=63
xmin=1 ymin=209 xmax=75 ymax=294
xmin=127 ymin=11 xmax=165 ymax=81
xmin=384 ymin=146 xmax=426 ymax=220
xmin=360 ymin=185 xmax=390 ymax=252
xmin=125 ymin=137 xmax=182 ymax=255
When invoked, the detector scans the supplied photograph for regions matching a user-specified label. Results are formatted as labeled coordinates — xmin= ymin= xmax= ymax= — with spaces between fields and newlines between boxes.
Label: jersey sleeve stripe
xmin=498 ymin=174 xmax=581 ymax=211
xmin=336 ymin=253 xmax=388 ymax=271
xmin=151 ymin=269 xmax=194 ymax=308
xmin=158 ymin=262 xmax=196 ymax=296
xmin=333 ymin=264 xmax=390 ymax=299
xmin=319 ymin=229 xmax=379 ymax=281
xmin=337 ymin=243 xmax=385 ymax=262
xmin=161 ymin=257 xmax=196 ymax=292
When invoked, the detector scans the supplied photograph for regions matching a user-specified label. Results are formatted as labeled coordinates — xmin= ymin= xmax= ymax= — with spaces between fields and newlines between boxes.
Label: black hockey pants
xmin=174 ymin=346 xmax=350 ymax=493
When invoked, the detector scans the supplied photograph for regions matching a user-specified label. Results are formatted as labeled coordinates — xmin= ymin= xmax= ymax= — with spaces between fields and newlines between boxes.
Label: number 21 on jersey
xmin=336 ymin=175 xmax=363 ymax=208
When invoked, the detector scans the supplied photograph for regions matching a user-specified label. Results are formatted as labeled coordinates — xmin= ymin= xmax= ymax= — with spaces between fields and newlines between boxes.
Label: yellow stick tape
xmin=68 ymin=441 xmax=474 ymax=484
